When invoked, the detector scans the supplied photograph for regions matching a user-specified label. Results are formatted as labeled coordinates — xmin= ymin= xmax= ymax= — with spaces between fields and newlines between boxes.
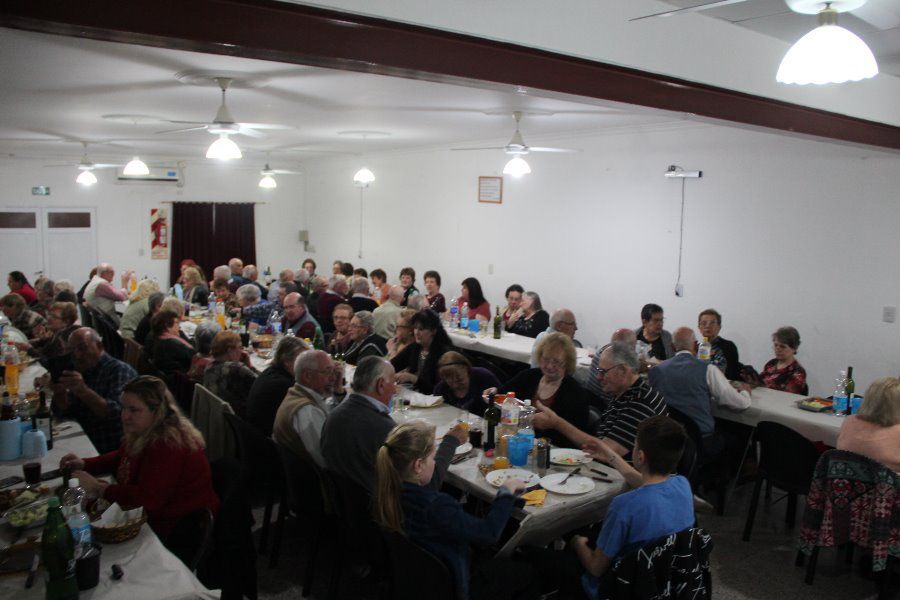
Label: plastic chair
xmin=222 ymin=412 xmax=284 ymax=562
xmin=163 ymin=508 xmax=215 ymax=572
xmin=742 ymin=421 xmax=820 ymax=542
xmin=798 ymin=450 xmax=898 ymax=598
xmin=382 ymin=528 xmax=455 ymax=600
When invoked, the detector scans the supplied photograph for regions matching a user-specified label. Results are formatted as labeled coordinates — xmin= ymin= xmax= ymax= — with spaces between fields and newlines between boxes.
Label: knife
xmin=24 ymin=552 xmax=39 ymax=588
xmin=559 ymin=467 xmax=581 ymax=485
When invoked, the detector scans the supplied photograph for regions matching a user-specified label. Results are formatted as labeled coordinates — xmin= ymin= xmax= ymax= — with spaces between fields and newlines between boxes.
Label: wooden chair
xmin=191 ymin=385 xmax=237 ymax=462
xmin=122 ymin=337 xmax=144 ymax=371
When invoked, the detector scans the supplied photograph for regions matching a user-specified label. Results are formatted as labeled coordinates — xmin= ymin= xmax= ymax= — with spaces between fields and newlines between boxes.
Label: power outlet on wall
xmin=884 ymin=306 xmax=897 ymax=323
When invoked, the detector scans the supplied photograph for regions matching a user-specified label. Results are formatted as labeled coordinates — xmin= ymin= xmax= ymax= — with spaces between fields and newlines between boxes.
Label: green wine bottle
xmin=844 ymin=366 xmax=854 ymax=416
xmin=483 ymin=393 xmax=501 ymax=451
xmin=493 ymin=306 xmax=502 ymax=339
xmin=42 ymin=496 xmax=79 ymax=600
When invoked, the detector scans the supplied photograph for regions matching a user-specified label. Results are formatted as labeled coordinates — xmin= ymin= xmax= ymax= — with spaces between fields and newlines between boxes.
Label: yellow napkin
xmin=521 ymin=489 xmax=547 ymax=507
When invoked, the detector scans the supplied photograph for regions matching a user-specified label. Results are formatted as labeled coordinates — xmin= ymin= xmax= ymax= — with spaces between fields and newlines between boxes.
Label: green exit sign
xmin=31 ymin=186 xmax=50 ymax=196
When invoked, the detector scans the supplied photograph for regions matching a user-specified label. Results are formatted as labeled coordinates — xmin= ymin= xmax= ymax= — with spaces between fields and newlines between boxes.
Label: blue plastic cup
xmin=468 ymin=318 xmax=480 ymax=333
xmin=850 ymin=396 xmax=863 ymax=415
xmin=508 ymin=436 xmax=530 ymax=467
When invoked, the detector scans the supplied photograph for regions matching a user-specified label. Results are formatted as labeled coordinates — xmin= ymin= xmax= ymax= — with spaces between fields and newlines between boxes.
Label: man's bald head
xmin=228 ymin=258 xmax=243 ymax=274
xmin=388 ymin=285 xmax=405 ymax=304
xmin=611 ymin=328 xmax=637 ymax=346
xmin=672 ymin=327 xmax=697 ymax=353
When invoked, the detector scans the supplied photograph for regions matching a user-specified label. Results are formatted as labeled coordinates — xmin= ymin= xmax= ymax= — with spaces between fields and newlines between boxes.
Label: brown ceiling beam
xmin=2 ymin=0 xmax=898 ymax=151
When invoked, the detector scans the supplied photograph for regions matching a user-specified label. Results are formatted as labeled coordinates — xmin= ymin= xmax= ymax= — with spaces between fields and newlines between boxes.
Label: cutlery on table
xmin=559 ymin=467 xmax=581 ymax=485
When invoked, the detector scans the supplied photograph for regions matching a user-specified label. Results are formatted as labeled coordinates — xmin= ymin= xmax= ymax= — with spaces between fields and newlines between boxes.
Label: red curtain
xmin=170 ymin=202 xmax=256 ymax=286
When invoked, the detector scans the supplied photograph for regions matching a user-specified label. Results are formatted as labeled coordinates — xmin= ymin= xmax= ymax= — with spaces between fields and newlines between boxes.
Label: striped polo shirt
xmin=594 ymin=378 xmax=667 ymax=455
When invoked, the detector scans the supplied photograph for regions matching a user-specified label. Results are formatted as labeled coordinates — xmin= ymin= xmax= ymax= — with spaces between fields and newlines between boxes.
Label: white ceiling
xmin=0 ymin=28 xmax=681 ymax=170
xmin=659 ymin=0 xmax=900 ymax=76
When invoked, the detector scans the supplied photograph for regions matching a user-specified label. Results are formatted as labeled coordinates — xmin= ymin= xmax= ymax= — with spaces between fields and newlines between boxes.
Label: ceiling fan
xmin=630 ymin=0 xmax=893 ymax=28
xmin=44 ymin=142 xmax=124 ymax=185
xmin=451 ymin=111 xmax=579 ymax=177
xmin=156 ymin=76 xmax=291 ymax=159
xmin=257 ymin=156 xmax=302 ymax=189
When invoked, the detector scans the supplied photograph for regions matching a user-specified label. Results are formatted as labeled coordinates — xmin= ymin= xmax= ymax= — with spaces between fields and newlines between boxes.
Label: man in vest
xmin=83 ymin=263 xmax=132 ymax=326
xmin=648 ymin=327 xmax=751 ymax=463
xmin=272 ymin=350 xmax=336 ymax=468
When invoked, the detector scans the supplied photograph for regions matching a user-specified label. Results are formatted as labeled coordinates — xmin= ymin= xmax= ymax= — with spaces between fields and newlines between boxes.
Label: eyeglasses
xmin=596 ymin=364 xmax=621 ymax=378
xmin=557 ymin=320 xmax=577 ymax=328
xmin=698 ymin=319 xmax=718 ymax=327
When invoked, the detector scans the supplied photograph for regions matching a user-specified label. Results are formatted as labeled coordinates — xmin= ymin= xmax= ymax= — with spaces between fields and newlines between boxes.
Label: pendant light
xmin=353 ymin=167 xmax=375 ymax=187
xmin=123 ymin=156 xmax=150 ymax=176
xmin=777 ymin=5 xmax=878 ymax=85
xmin=258 ymin=166 xmax=277 ymax=189
xmin=76 ymin=169 xmax=98 ymax=186
xmin=503 ymin=156 xmax=531 ymax=177
xmin=206 ymin=134 xmax=242 ymax=160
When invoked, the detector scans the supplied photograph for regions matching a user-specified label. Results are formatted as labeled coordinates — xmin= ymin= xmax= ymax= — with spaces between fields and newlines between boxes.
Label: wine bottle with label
xmin=33 ymin=390 xmax=53 ymax=450
xmin=844 ymin=366 xmax=855 ymax=416
xmin=493 ymin=306 xmax=502 ymax=339
xmin=483 ymin=393 xmax=501 ymax=452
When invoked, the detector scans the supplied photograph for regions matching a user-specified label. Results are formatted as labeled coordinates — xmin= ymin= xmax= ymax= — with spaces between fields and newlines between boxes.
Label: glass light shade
xmin=353 ymin=167 xmax=375 ymax=186
xmin=777 ymin=24 xmax=878 ymax=85
xmin=503 ymin=156 xmax=531 ymax=177
xmin=123 ymin=156 xmax=150 ymax=176
xmin=76 ymin=169 xmax=97 ymax=186
xmin=206 ymin=135 xmax=242 ymax=160
xmin=258 ymin=174 xmax=277 ymax=189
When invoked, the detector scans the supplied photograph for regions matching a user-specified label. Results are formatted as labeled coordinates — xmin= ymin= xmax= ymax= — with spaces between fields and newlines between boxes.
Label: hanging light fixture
xmin=777 ymin=4 xmax=878 ymax=85
xmin=503 ymin=156 xmax=531 ymax=177
xmin=123 ymin=156 xmax=150 ymax=176
xmin=76 ymin=169 xmax=98 ymax=186
xmin=258 ymin=166 xmax=277 ymax=189
xmin=353 ymin=167 xmax=375 ymax=187
xmin=206 ymin=134 xmax=242 ymax=160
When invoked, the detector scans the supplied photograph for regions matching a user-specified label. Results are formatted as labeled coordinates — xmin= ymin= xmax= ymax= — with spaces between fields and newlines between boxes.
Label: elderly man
xmin=237 ymin=284 xmax=274 ymax=326
xmin=242 ymin=264 xmax=268 ymax=299
xmin=272 ymin=350 xmax=337 ymax=467
xmin=32 ymin=278 xmax=55 ymax=317
xmin=649 ymin=327 xmax=750 ymax=460
xmin=18 ymin=301 xmax=79 ymax=359
xmin=247 ymin=336 xmax=308 ymax=437
xmin=318 ymin=276 xmax=349 ymax=333
xmin=50 ymin=327 xmax=136 ymax=454
xmin=0 ymin=293 xmax=46 ymax=340
xmin=343 ymin=310 xmax=387 ymax=365
xmin=7 ymin=271 xmax=38 ymax=305
xmin=583 ymin=328 xmax=639 ymax=405
xmin=698 ymin=308 xmax=743 ymax=381
xmin=228 ymin=258 xmax=249 ymax=287
xmin=373 ymin=284 xmax=404 ymax=339
xmin=534 ymin=342 xmax=666 ymax=457
xmin=530 ymin=308 xmax=582 ymax=366
xmin=306 ymin=276 xmax=328 ymax=322
xmin=348 ymin=277 xmax=378 ymax=313
xmin=320 ymin=356 xmax=466 ymax=491
xmin=84 ymin=263 xmax=132 ymax=325
xmin=635 ymin=303 xmax=674 ymax=362
xmin=282 ymin=292 xmax=320 ymax=339
xmin=292 ymin=269 xmax=310 ymax=299
xmin=326 ymin=303 xmax=354 ymax=355
xmin=268 ymin=268 xmax=296 ymax=303
xmin=277 ymin=282 xmax=299 ymax=307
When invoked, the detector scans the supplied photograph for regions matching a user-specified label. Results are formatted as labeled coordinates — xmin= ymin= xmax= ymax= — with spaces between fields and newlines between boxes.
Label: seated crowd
xmin=6 ymin=257 xmax=897 ymax=600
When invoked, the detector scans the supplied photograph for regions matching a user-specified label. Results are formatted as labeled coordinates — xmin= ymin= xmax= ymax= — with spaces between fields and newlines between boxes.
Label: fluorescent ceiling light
xmin=76 ymin=169 xmax=98 ymax=186
xmin=206 ymin=135 xmax=242 ymax=160
xmin=353 ymin=167 xmax=375 ymax=186
xmin=503 ymin=156 xmax=531 ymax=177
xmin=777 ymin=8 xmax=878 ymax=85
xmin=259 ymin=174 xmax=277 ymax=189
xmin=123 ymin=156 xmax=150 ymax=176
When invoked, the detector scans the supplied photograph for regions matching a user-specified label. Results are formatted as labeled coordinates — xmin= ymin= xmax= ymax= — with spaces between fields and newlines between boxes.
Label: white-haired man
xmin=529 ymin=308 xmax=582 ymax=367
xmin=237 ymin=283 xmax=274 ymax=326
xmin=242 ymin=264 xmax=268 ymax=299
xmin=83 ymin=262 xmax=133 ymax=325
xmin=373 ymin=285 xmax=405 ymax=339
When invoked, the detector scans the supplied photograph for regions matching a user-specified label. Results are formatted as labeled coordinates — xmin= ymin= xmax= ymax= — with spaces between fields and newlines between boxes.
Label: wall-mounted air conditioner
xmin=116 ymin=166 xmax=181 ymax=183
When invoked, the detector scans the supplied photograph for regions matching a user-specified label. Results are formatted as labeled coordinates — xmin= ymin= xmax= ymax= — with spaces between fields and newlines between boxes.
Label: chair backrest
xmin=78 ymin=303 xmax=92 ymax=329
xmin=471 ymin=354 xmax=509 ymax=382
xmin=599 ymin=527 xmax=714 ymax=600
xmin=665 ymin=405 xmax=701 ymax=484
xmin=382 ymin=529 xmax=455 ymax=600
xmin=122 ymin=337 xmax=144 ymax=371
xmin=192 ymin=385 xmax=237 ymax=462
xmin=799 ymin=449 xmax=899 ymax=572
xmin=756 ymin=421 xmax=820 ymax=494
xmin=224 ymin=412 xmax=284 ymax=497
xmin=172 ymin=371 xmax=196 ymax=416
xmin=163 ymin=508 xmax=215 ymax=572
xmin=275 ymin=442 xmax=326 ymax=517
xmin=89 ymin=308 xmax=124 ymax=360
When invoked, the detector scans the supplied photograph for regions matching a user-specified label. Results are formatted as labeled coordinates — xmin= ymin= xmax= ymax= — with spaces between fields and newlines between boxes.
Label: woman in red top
xmin=61 ymin=376 xmax=219 ymax=539
xmin=745 ymin=326 xmax=808 ymax=395
xmin=456 ymin=277 xmax=491 ymax=321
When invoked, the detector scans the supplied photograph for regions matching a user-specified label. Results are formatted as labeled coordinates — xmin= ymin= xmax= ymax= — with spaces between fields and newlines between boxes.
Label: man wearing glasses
xmin=634 ymin=303 xmax=674 ymax=362
xmin=534 ymin=342 xmax=666 ymax=458
xmin=529 ymin=308 xmax=582 ymax=367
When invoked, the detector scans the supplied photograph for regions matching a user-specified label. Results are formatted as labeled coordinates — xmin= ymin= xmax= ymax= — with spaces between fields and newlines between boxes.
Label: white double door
xmin=0 ymin=207 xmax=98 ymax=286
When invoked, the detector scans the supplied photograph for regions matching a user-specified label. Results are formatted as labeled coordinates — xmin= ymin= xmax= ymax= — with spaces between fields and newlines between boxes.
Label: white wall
xmin=300 ymin=122 xmax=900 ymax=395
xmin=0 ymin=160 xmax=306 ymax=287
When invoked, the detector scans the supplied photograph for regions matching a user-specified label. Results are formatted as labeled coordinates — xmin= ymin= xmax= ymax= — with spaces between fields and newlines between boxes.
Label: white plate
xmin=485 ymin=468 xmax=540 ymax=488
xmin=550 ymin=449 xmax=592 ymax=466
xmin=455 ymin=442 xmax=473 ymax=455
xmin=540 ymin=472 xmax=596 ymax=495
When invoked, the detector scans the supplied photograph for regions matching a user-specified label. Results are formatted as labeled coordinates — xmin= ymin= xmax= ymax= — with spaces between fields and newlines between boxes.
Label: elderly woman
xmin=150 ymin=310 xmax=195 ymax=379
xmin=344 ymin=310 xmax=387 ymax=365
xmin=837 ymin=377 xmax=900 ymax=472
xmin=370 ymin=268 xmax=390 ymax=304
xmin=505 ymin=291 xmax=550 ymax=338
xmin=187 ymin=320 xmax=222 ymax=382
xmin=134 ymin=292 xmax=165 ymax=346
xmin=0 ymin=293 xmax=46 ymax=339
xmin=455 ymin=277 xmax=491 ymax=321
xmin=120 ymin=278 xmax=161 ymax=340
xmin=18 ymin=301 xmax=79 ymax=359
xmin=423 ymin=270 xmax=446 ymax=314
xmin=237 ymin=283 xmax=273 ymax=326
xmin=143 ymin=296 xmax=188 ymax=355
xmin=433 ymin=351 xmax=501 ymax=417
xmin=487 ymin=332 xmax=588 ymax=448
xmin=399 ymin=267 xmax=419 ymax=307
xmin=203 ymin=331 xmax=259 ymax=417
xmin=32 ymin=278 xmax=55 ymax=317
xmin=391 ymin=309 xmax=455 ymax=395
xmin=181 ymin=266 xmax=210 ymax=306
xmin=60 ymin=376 xmax=219 ymax=539
xmin=246 ymin=336 xmax=308 ymax=436
xmin=745 ymin=326 xmax=808 ymax=395
xmin=501 ymin=284 xmax=524 ymax=322
xmin=386 ymin=308 xmax=416 ymax=360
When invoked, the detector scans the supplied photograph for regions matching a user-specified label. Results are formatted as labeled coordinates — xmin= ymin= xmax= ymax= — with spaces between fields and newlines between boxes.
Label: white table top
xmin=394 ymin=402 xmax=626 ymax=557
xmin=0 ymin=420 xmax=218 ymax=599
xmin=445 ymin=326 xmax=592 ymax=373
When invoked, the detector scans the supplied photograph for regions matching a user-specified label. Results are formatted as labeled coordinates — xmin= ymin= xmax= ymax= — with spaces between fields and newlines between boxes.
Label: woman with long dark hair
xmin=390 ymin=309 xmax=454 ymax=394
xmin=455 ymin=277 xmax=491 ymax=321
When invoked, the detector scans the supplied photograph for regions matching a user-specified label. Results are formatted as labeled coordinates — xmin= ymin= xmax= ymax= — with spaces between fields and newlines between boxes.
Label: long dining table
xmin=0 ymin=364 xmax=219 ymax=599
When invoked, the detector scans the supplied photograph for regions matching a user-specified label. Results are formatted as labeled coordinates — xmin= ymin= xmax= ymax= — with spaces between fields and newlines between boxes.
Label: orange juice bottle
xmin=3 ymin=342 xmax=19 ymax=397
xmin=493 ymin=456 xmax=510 ymax=470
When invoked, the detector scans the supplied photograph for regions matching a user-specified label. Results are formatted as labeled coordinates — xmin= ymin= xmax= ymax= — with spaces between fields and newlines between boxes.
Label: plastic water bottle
xmin=499 ymin=393 xmax=520 ymax=439
xmin=449 ymin=299 xmax=459 ymax=329
xmin=698 ymin=336 xmax=712 ymax=361
xmin=832 ymin=370 xmax=848 ymax=416
xmin=459 ymin=303 xmax=470 ymax=330
xmin=517 ymin=399 xmax=536 ymax=457
xmin=208 ymin=298 xmax=217 ymax=319
xmin=270 ymin=311 xmax=283 ymax=335
xmin=61 ymin=478 xmax=92 ymax=558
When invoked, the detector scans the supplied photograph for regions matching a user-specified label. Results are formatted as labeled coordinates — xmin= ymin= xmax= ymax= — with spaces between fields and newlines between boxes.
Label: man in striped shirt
xmin=534 ymin=341 xmax=667 ymax=457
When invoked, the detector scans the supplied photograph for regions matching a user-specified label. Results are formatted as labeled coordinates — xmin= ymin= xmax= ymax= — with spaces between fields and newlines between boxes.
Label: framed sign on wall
xmin=478 ymin=176 xmax=503 ymax=204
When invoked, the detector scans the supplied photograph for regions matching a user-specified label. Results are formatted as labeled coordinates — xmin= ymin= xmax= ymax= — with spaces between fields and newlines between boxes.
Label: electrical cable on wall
xmin=663 ymin=165 xmax=701 ymax=297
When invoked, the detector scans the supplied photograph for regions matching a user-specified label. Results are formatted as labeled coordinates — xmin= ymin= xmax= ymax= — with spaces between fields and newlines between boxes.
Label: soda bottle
xmin=42 ymin=496 xmax=79 ymax=600
xmin=4 ymin=341 xmax=20 ymax=397
xmin=698 ymin=336 xmax=712 ymax=361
